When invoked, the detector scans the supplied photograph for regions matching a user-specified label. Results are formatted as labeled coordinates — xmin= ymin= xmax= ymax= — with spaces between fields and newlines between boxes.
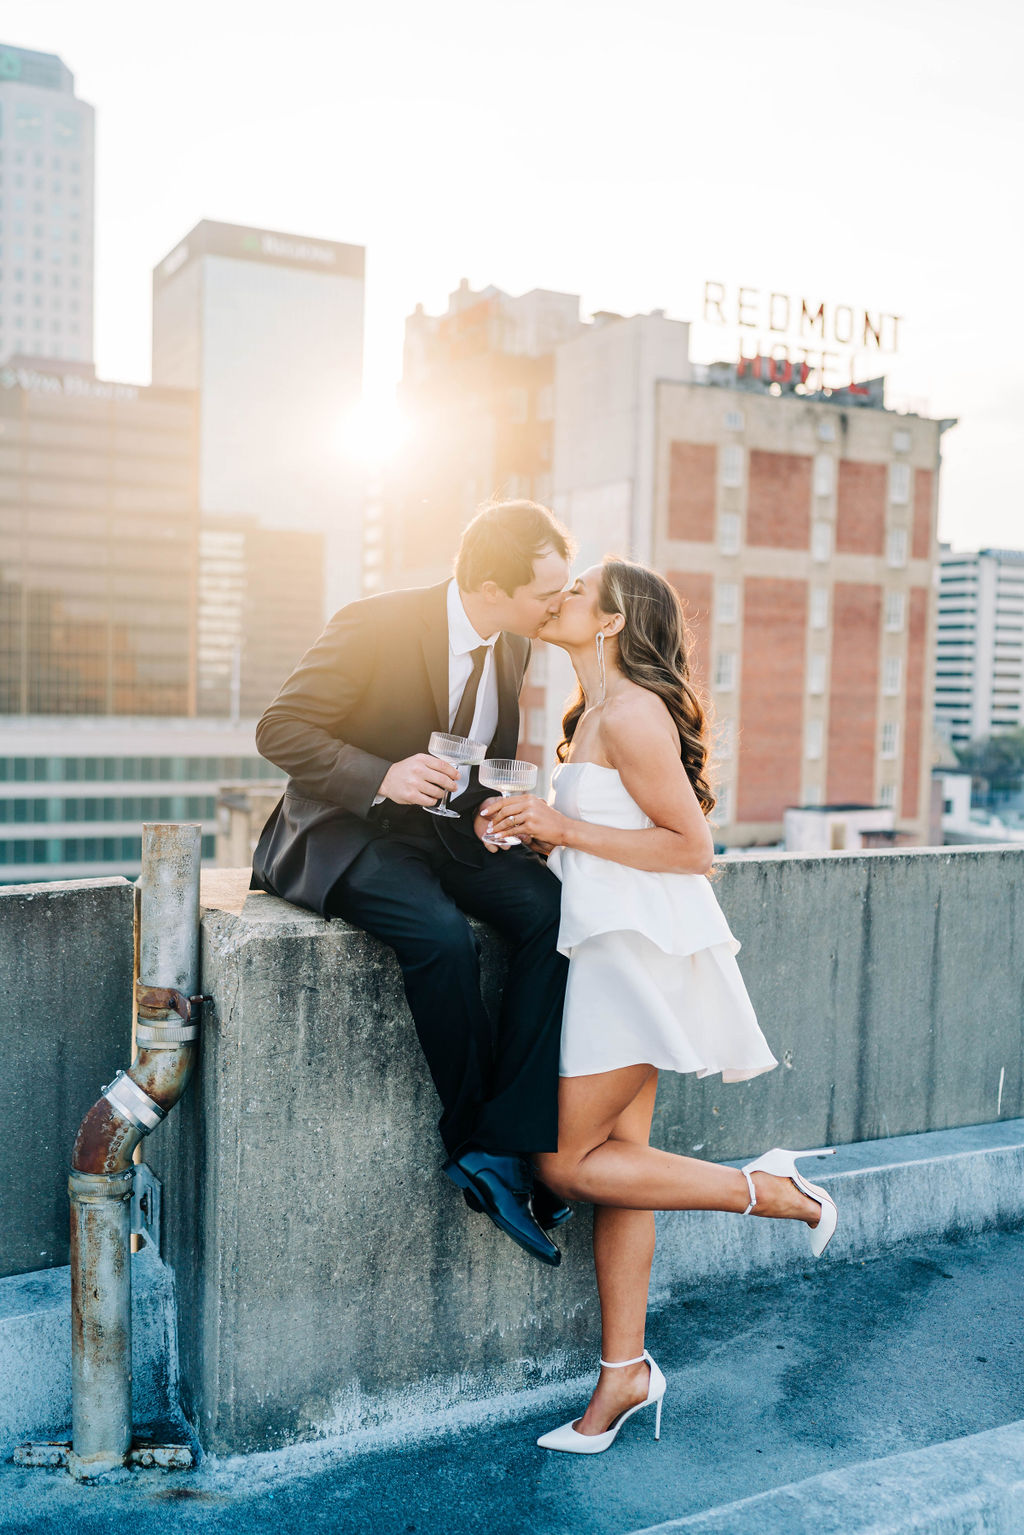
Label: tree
xmin=955 ymin=730 xmax=1024 ymax=793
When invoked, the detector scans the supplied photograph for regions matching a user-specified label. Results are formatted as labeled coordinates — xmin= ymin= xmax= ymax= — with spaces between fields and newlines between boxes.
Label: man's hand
xmin=378 ymin=753 xmax=459 ymax=807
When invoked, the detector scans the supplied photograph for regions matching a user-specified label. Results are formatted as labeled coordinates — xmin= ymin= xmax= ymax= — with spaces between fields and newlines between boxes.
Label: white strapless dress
xmin=547 ymin=762 xmax=778 ymax=1082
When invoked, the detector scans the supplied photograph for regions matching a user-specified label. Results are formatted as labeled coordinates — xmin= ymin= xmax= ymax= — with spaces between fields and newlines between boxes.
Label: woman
xmin=483 ymin=558 xmax=837 ymax=1455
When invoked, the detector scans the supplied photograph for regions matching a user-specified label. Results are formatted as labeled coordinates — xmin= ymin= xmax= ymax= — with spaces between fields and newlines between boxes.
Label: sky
xmin=4 ymin=0 xmax=1022 ymax=552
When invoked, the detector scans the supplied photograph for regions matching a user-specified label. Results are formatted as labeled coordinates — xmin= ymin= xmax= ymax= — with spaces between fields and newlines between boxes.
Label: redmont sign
xmin=702 ymin=281 xmax=903 ymax=391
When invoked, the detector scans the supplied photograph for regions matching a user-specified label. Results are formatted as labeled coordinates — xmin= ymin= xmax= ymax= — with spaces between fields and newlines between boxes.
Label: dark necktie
xmin=451 ymin=645 xmax=488 ymax=740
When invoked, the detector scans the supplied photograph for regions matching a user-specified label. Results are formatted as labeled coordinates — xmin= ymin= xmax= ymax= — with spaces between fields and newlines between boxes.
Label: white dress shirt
xmin=445 ymin=577 xmax=500 ymax=801
xmin=374 ymin=579 xmax=501 ymax=806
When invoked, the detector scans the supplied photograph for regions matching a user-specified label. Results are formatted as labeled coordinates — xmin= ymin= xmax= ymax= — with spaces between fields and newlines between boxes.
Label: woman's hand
xmin=484 ymin=793 xmax=573 ymax=848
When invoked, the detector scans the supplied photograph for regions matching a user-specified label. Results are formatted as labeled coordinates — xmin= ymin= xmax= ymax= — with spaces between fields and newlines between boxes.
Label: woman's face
xmin=537 ymin=564 xmax=608 ymax=648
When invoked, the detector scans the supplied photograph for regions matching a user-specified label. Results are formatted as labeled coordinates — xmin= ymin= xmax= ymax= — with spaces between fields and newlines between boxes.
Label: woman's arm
xmin=485 ymin=690 xmax=716 ymax=875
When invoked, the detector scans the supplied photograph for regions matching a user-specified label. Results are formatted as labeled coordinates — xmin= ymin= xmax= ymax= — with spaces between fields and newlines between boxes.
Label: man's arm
xmin=255 ymin=601 xmax=392 ymax=817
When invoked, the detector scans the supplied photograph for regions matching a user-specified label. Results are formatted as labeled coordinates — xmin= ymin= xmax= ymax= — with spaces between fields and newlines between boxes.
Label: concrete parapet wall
xmin=141 ymin=844 xmax=1024 ymax=1457
xmin=0 ymin=878 xmax=134 ymax=1279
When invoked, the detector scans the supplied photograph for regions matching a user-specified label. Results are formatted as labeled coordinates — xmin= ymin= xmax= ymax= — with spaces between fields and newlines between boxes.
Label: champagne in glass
xmin=423 ymin=731 xmax=488 ymax=818
xmin=477 ymin=758 xmax=539 ymax=846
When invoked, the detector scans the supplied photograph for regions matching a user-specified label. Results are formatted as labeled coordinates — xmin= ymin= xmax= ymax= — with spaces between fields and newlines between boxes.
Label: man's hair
xmin=455 ymin=500 xmax=574 ymax=595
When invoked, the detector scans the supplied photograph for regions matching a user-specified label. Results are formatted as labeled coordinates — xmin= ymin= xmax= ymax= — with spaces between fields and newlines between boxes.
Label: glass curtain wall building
xmin=0 ymin=360 xmax=199 ymax=714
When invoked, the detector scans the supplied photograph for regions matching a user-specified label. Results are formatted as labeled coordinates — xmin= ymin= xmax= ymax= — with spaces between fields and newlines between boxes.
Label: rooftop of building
xmin=0 ymin=41 xmax=75 ymax=95
xmin=153 ymin=220 xmax=365 ymax=289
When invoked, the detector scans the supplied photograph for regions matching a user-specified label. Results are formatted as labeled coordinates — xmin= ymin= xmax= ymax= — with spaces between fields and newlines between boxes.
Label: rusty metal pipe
xmin=67 ymin=823 xmax=203 ymax=1481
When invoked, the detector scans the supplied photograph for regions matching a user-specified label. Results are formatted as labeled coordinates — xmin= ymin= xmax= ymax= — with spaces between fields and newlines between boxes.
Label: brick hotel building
xmin=651 ymin=371 xmax=954 ymax=844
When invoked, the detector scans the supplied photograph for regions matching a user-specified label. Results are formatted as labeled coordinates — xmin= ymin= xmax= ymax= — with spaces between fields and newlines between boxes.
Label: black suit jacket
xmin=250 ymin=580 xmax=532 ymax=915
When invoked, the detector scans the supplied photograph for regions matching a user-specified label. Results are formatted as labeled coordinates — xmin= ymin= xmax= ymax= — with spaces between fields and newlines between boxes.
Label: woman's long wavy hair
xmin=557 ymin=558 xmax=716 ymax=818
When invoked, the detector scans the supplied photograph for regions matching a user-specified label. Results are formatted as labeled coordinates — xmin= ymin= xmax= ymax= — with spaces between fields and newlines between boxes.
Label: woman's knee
xmin=534 ymin=1151 xmax=584 ymax=1202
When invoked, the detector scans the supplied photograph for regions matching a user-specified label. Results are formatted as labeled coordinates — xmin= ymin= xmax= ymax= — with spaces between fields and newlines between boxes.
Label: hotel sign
xmin=702 ymin=281 xmax=903 ymax=391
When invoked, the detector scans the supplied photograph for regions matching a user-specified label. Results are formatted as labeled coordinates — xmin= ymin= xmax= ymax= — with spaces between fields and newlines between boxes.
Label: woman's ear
xmin=604 ymin=613 xmax=625 ymax=638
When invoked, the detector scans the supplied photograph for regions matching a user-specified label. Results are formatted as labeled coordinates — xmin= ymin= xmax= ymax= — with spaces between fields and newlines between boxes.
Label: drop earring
xmin=596 ymin=631 xmax=606 ymax=703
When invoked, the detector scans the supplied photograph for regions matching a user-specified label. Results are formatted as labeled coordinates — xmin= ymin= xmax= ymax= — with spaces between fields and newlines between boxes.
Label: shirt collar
xmin=447 ymin=578 xmax=500 ymax=657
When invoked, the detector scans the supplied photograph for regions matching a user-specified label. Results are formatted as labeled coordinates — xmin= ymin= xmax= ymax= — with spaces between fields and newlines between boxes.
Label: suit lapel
xmin=420 ymin=581 xmax=451 ymax=730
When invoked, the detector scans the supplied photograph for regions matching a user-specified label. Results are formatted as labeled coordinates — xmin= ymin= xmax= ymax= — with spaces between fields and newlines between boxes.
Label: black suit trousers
xmin=324 ymin=826 xmax=568 ymax=1158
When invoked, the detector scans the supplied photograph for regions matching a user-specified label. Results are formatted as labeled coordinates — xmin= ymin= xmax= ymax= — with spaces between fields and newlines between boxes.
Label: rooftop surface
xmin=5 ymin=1224 xmax=1023 ymax=1534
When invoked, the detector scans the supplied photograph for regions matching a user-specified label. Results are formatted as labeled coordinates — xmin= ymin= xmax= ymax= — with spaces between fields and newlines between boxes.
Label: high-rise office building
xmin=152 ymin=219 xmax=365 ymax=619
xmin=0 ymin=42 xmax=95 ymax=367
xmin=0 ymin=358 xmax=199 ymax=716
xmin=934 ymin=546 xmax=1024 ymax=750
xmin=197 ymin=517 xmax=326 ymax=719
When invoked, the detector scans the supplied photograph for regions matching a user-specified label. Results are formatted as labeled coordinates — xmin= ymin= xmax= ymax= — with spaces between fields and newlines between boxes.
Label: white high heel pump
xmin=536 ymin=1349 xmax=666 ymax=1454
xmin=740 ymin=1147 xmax=838 ymax=1258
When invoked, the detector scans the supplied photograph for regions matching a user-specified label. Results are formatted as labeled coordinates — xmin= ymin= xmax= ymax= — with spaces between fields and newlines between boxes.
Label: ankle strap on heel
xmin=741 ymin=1168 xmax=757 ymax=1215
xmin=600 ymin=1350 xmax=648 ymax=1368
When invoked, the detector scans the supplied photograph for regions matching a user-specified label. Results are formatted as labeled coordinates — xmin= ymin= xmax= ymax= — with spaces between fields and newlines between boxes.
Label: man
xmin=251 ymin=500 xmax=574 ymax=1265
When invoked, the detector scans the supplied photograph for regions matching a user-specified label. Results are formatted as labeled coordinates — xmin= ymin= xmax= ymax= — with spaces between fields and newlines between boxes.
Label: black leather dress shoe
xmin=444 ymin=1150 xmax=561 ymax=1266
xmin=462 ymin=1177 xmax=573 ymax=1231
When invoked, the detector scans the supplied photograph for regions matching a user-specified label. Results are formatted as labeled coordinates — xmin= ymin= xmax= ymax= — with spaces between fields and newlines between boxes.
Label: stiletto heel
xmin=741 ymin=1146 xmax=838 ymax=1258
xmin=536 ymin=1349 xmax=667 ymax=1454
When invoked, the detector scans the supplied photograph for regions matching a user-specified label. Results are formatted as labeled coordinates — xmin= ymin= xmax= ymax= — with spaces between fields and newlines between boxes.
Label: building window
xmin=878 ymin=782 xmax=896 ymax=808
xmin=715 ymin=782 xmax=731 ymax=824
xmin=810 ymin=586 xmax=829 ymax=630
xmin=808 ymin=653 xmax=827 ymax=694
xmin=721 ymin=444 xmax=744 ymax=488
xmin=536 ymin=384 xmax=553 ymax=422
xmin=714 ymin=651 xmax=737 ymax=691
xmin=716 ymin=717 xmax=735 ymax=759
xmin=805 ymin=719 xmax=824 ymax=760
xmin=717 ymin=581 xmax=739 ymax=625
xmin=892 ymin=429 xmax=911 ymax=454
xmin=802 ymin=782 xmax=822 ymax=806
xmin=883 ymin=655 xmax=902 ymax=695
xmin=507 ymin=387 xmax=528 ymax=424
xmin=813 ymin=455 xmax=834 ymax=497
xmin=885 ymin=590 xmax=906 ymax=631
xmin=887 ymin=526 xmax=908 ymax=567
xmin=718 ymin=512 xmax=741 ymax=555
xmin=890 ymin=462 xmax=911 ymax=505
xmin=724 ymin=409 xmax=744 ymax=431
xmin=527 ymin=707 xmax=546 ymax=743
xmin=811 ymin=521 xmax=832 ymax=562
xmin=881 ymin=720 xmax=899 ymax=758
xmin=817 ymin=418 xmax=836 ymax=442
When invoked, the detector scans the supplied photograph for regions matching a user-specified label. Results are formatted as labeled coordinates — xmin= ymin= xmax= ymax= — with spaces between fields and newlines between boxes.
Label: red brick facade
xmin=736 ymin=577 xmax=807 ymax=822
xmin=901 ymin=587 xmax=928 ymax=818
xmin=912 ymin=469 xmax=934 ymax=560
xmin=746 ymin=450 xmax=812 ymax=549
xmin=835 ymin=461 xmax=887 ymax=556
xmin=667 ymin=571 xmax=712 ymax=692
xmin=668 ymin=442 xmax=716 ymax=542
xmin=826 ymin=583 xmax=882 ymax=802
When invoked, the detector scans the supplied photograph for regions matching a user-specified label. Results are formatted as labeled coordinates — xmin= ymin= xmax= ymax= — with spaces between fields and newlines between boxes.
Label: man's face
xmin=482 ymin=547 xmax=571 ymax=638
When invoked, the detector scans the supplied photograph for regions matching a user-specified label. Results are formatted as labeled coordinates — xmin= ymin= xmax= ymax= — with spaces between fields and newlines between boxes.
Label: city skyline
xmin=2 ymin=0 xmax=1021 ymax=557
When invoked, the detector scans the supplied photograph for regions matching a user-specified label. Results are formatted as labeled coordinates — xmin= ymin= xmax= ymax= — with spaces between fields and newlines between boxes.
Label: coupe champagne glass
xmin=477 ymin=758 xmax=539 ymax=846
xmin=424 ymin=731 xmax=488 ymax=818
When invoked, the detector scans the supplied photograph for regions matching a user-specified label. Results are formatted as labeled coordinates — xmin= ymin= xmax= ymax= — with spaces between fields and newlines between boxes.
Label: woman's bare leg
xmin=534 ymin=1065 xmax=822 ymax=1436
xmin=535 ymin=1067 xmax=820 ymax=1223
xmin=574 ymin=1070 xmax=660 ymax=1435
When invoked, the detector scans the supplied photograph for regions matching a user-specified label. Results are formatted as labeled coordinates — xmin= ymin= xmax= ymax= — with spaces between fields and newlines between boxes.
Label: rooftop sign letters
xmin=702 ymin=281 xmax=903 ymax=392
xmin=0 ymin=366 xmax=140 ymax=403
